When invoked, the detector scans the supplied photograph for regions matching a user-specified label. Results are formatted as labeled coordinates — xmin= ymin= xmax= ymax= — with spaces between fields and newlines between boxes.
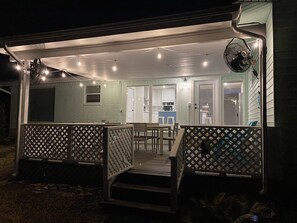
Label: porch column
xmin=15 ymin=61 xmax=30 ymax=176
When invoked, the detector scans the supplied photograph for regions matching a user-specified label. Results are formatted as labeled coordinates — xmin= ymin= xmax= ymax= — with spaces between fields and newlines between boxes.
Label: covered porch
xmin=0 ymin=2 xmax=270 ymax=212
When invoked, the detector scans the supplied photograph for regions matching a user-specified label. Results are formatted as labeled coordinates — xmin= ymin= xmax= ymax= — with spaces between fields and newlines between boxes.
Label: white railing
xmin=182 ymin=125 xmax=262 ymax=177
xmin=22 ymin=123 xmax=115 ymax=165
xmin=103 ymin=124 xmax=134 ymax=200
xmin=169 ymin=128 xmax=185 ymax=211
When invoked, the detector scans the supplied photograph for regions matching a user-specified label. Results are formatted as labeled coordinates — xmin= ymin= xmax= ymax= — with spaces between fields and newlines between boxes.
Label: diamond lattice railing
xmin=182 ymin=125 xmax=262 ymax=177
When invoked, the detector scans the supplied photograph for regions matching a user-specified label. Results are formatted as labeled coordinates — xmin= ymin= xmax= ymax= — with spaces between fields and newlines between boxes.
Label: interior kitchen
xmin=126 ymin=85 xmax=176 ymax=124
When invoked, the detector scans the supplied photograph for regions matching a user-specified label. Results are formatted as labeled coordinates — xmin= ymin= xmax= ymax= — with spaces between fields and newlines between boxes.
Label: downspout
xmin=4 ymin=43 xmax=29 ymax=176
xmin=231 ymin=7 xmax=267 ymax=194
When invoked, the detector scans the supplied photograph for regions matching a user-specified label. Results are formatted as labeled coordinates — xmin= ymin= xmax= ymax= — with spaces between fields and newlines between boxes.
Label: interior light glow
xmin=224 ymin=82 xmax=228 ymax=86
xmin=77 ymin=61 xmax=81 ymax=66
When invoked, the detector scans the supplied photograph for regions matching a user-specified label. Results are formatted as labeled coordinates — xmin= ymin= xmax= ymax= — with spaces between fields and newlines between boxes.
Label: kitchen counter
xmin=158 ymin=111 xmax=176 ymax=124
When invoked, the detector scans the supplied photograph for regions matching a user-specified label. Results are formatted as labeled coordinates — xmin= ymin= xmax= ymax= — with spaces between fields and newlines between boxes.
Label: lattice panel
xmin=183 ymin=126 xmax=262 ymax=176
xmin=71 ymin=125 xmax=104 ymax=164
xmin=107 ymin=127 xmax=133 ymax=179
xmin=23 ymin=124 xmax=69 ymax=160
xmin=176 ymin=135 xmax=185 ymax=184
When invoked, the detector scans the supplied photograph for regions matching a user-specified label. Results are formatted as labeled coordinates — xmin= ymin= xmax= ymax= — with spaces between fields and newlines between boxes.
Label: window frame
xmin=84 ymin=84 xmax=101 ymax=105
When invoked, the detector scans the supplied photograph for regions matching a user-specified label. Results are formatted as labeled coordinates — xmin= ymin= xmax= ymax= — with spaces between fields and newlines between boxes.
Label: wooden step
xmin=101 ymin=198 xmax=175 ymax=214
xmin=127 ymin=168 xmax=170 ymax=177
xmin=111 ymin=182 xmax=170 ymax=194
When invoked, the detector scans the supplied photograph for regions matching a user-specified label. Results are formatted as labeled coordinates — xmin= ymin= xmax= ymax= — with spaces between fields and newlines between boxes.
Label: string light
xmin=61 ymin=72 xmax=66 ymax=78
xmin=202 ymin=53 xmax=209 ymax=67
xmin=253 ymin=40 xmax=259 ymax=49
xmin=16 ymin=64 xmax=22 ymax=71
xmin=77 ymin=56 xmax=81 ymax=66
xmin=112 ymin=60 xmax=117 ymax=71
xmin=41 ymin=76 xmax=46 ymax=81
xmin=157 ymin=48 xmax=162 ymax=60
xmin=92 ymin=81 xmax=96 ymax=85
xmin=79 ymin=82 xmax=83 ymax=87
xmin=202 ymin=60 xmax=208 ymax=67
xmin=44 ymin=67 xmax=49 ymax=75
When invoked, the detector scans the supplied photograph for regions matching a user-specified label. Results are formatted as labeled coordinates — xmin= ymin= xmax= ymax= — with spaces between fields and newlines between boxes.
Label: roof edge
xmin=0 ymin=4 xmax=240 ymax=48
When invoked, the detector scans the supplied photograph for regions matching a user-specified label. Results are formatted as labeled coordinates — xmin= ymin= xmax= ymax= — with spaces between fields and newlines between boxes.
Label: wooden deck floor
xmin=131 ymin=145 xmax=171 ymax=176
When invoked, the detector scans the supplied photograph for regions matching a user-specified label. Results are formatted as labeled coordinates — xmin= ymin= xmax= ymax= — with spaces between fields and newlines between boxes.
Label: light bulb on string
xmin=92 ymin=81 xmax=96 ymax=85
xmin=79 ymin=82 xmax=83 ymax=87
xmin=41 ymin=76 xmax=46 ymax=81
xmin=44 ymin=68 xmax=49 ymax=75
xmin=112 ymin=60 xmax=117 ymax=71
xmin=16 ymin=64 xmax=22 ymax=71
xmin=202 ymin=54 xmax=209 ymax=67
xmin=61 ymin=72 xmax=66 ymax=78
xmin=157 ymin=48 xmax=162 ymax=60
xmin=77 ymin=56 xmax=81 ymax=66
xmin=202 ymin=60 xmax=208 ymax=67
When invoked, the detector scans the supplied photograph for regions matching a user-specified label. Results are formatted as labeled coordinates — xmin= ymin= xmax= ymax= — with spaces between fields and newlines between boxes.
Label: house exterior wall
xmin=54 ymin=81 xmax=122 ymax=123
xmin=272 ymin=0 xmax=297 ymax=184
xmin=266 ymin=8 xmax=275 ymax=127
xmin=9 ymin=74 xmax=251 ymax=131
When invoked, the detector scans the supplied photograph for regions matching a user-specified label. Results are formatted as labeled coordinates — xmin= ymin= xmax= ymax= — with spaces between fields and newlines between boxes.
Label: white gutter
xmin=231 ymin=5 xmax=267 ymax=195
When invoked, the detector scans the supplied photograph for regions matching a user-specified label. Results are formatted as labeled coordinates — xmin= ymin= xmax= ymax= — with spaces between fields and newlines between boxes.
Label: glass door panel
xmin=223 ymin=82 xmax=243 ymax=125
xmin=126 ymin=86 xmax=149 ymax=123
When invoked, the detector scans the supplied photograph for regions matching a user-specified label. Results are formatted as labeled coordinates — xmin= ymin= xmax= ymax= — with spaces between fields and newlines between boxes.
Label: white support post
xmin=15 ymin=62 xmax=30 ymax=176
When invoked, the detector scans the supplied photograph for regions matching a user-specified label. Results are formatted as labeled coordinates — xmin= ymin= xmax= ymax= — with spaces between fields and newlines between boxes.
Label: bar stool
xmin=158 ymin=116 xmax=165 ymax=124
xmin=167 ymin=116 xmax=175 ymax=124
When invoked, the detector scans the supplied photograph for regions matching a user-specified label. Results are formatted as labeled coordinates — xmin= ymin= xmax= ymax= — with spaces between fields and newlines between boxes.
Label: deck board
xmin=132 ymin=146 xmax=171 ymax=175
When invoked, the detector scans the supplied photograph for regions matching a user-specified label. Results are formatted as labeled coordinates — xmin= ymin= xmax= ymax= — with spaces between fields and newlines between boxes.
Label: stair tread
xmin=101 ymin=198 xmax=174 ymax=213
xmin=112 ymin=182 xmax=171 ymax=193
xmin=127 ymin=169 xmax=171 ymax=177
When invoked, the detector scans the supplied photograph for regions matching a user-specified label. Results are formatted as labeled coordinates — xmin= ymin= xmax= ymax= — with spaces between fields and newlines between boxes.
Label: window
xmin=85 ymin=85 xmax=101 ymax=104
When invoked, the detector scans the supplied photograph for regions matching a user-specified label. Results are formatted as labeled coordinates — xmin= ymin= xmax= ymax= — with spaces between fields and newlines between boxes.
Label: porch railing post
xmin=103 ymin=127 xmax=110 ymax=201
xmin=15 ymin=66 xmax=30 ymax=176
xmin=67 ymin=124 xmax=72 ymax=161
xmin=170 ymin=158 xmax=178 ymax=211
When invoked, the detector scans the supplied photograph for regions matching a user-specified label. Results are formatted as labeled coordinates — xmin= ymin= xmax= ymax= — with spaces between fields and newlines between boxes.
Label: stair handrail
xmin=169 ymin=128 xmax=185 ymax=211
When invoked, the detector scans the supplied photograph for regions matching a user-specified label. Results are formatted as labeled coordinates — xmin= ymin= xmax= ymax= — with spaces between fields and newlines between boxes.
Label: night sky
xmin=0 ymin=0 xmax=237 ymax=37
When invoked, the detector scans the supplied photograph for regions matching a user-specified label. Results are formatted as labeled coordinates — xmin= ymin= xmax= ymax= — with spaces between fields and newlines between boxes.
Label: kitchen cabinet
xmin=162 ymin=88 xmax=175 ymax=102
